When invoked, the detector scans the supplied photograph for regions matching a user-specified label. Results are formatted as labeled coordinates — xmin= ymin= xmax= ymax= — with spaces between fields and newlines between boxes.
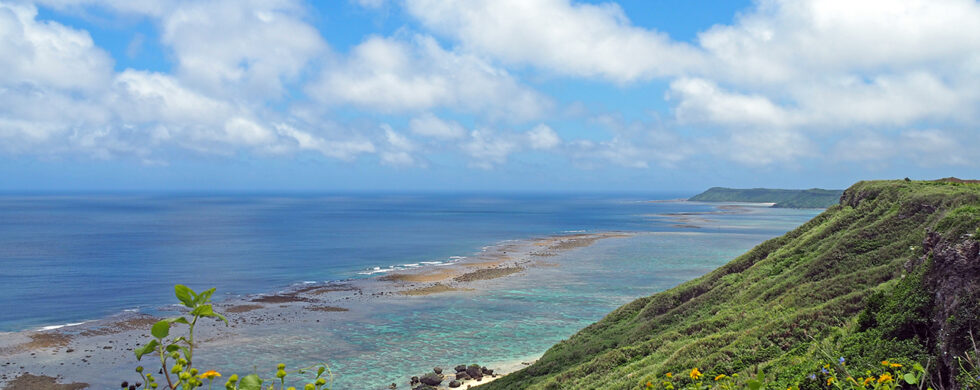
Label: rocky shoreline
xmin=0 ymin=232 xmax=630 ymax=389
xmin=402 ymin=364 xmax=502 ymax=389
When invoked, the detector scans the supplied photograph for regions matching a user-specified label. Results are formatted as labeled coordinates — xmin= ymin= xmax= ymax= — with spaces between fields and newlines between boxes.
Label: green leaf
xmin=913 ymin=363 xmax=924 ymax=372
xmin=213 ymin=312 xmax=229 ymax=325
xmin=191 ymin=304 xmax=214 ymax=317
xmin=195 ymin=288 xmax=216 ymax=305
xmin=134 ymin=339 xmax=159 ymax=361
xmin=904 ymin=373 xmax=917 ymax=384
xmin=238 ymin=374 xmax=263 ymax=390
xmin=746 ymin=379 xmax=763 ymax=390
xmin=317 ymin=366 xmax=325 ymax=378
xmin=165 ymin=316 xmax=189 ymax=325
xmin=151 ymin=320 xmax=171 ymax=339
xmin=175 ymin=285 xmax=196 ymax=308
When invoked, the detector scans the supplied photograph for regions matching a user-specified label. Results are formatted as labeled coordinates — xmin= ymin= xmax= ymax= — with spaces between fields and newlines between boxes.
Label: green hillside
xmin=689 ymin=187 xmax=844 ymax=208
xmin=482 ymin=180 xmax=980 ymax=390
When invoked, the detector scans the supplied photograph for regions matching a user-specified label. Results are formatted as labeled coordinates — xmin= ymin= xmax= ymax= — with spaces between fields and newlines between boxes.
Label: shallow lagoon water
xmin=192 ymin=231 xmax=813 ymax=389
xmin=0 ymin=194 xmax=820 ymax=388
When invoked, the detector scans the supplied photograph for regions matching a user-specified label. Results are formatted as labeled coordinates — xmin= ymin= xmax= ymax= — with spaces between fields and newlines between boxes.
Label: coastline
xmin=0 ymin=231 xmax=631 ymax=389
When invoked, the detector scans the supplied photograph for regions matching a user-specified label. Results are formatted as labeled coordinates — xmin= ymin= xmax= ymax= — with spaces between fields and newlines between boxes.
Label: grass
xmin=480 ymin=180 xmax=980 ymax=390
xmin=689 ymin=187 xmax=844 ymax=208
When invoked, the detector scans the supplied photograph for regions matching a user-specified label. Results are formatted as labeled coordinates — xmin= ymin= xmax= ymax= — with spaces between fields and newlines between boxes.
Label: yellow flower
xmin=827 ymin=377 xmax=836 ymax=386
xmin=881 ymin=361 xmax=890 ymax=366
xmin=666 ymin=372 xmax=673 ymax=378
xmin=715 ymin=374 xmax=727 ymax=381
xmin=200 ymin=370 xmax=221 ymax=380
xmin=863 ymin=377 xmax=875 ymax=386
xmin=878 ymin=373 xmax=893 ymax=383
xmin=890 ymin=363 xmax=903 ymax=368
xmin=690 ymin=368 xmax=702 ymax=380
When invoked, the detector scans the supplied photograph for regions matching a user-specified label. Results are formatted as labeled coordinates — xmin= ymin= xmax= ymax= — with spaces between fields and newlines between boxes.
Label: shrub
xmin=127 ymin=285 xmax=332 ymax=390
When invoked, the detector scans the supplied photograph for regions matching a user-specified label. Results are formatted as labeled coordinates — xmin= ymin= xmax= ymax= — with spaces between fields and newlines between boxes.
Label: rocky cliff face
xmin=919 ymin=232 xmax=980 ymax=386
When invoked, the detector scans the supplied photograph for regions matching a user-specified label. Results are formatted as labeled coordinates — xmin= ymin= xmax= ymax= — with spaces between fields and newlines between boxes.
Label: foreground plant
xmin=644 ymin=357 xmax=928 ymax=390
xmin=128 ymin=285 xmax=332 ymax=390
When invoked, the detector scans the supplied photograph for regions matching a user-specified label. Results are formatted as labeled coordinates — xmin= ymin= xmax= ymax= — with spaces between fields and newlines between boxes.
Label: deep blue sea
xmin=0 ymin=193 xmax=821 ymax=388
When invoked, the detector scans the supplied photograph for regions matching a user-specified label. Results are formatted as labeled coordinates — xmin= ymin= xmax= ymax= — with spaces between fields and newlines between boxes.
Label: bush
xmin=127 ymin=285 xmax=332 ymax=390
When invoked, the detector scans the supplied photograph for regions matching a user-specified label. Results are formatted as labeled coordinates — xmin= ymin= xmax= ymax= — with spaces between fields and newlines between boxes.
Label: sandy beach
xmin=0 ymin=232 xmax=631 ymax=390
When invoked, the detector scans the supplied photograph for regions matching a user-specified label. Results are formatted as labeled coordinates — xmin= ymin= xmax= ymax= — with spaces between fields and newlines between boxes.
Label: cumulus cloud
xmin=526 ymin=124 xmax=560 ymax=150
xmin=4 ymin=0 xmax=980 ymax=173
xmin=832 ymin=129 xmax=974 ymax=167
xmin=275 ymin=123 xmax=375 ymax=160
xmin=409 ymin=113 xmax=466 ymax=139
xmin=399 ymin=0 xmax=980 ymax=168
xmin=161 ymin=0 xmax=327 ymax=98
xmin=0 ymin=0 xmax=380 ymax=163
xmin=0 ymin=3 xmax=113 ymax=91
xmin=380 ymin=124 xmax=423 ymax=167
xmin=404 ymin=0 xmax=703 ymax=83
xmin=307 ymin=34 xmax=553 ymax=121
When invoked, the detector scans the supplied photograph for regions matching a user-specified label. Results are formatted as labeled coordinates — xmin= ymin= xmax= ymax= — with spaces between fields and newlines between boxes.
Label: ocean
xmin=0 ymin=193 xmax=821 ymax=388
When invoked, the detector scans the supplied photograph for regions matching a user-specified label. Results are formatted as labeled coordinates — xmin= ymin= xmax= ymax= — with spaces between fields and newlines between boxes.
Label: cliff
xmin=689 ymin=187 xmax=844 ymax=208
xmin=481 ymin=180 xmax=980 ymax=389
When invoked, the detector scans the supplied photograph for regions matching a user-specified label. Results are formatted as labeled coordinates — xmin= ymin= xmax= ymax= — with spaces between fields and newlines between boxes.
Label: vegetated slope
xmin=482 ymin=180 xmax=980 ymax=390
xmin=689 ymin=187 xmax=844 ymax=208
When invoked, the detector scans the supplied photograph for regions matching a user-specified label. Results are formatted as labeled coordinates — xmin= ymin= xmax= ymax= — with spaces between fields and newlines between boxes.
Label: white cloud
xmin=668 ymin=78 xmax=792 ymax=128
xmin=722 ymin=128 xmax=815 ymax=166
xmin=161 ymin=0 xmax=327 ymax=98
xmin=398 ymin=0 xmax=980 ymax=168
xmin=307 ymin=34 xmax=552 ymax=120
xmin=409 ymin=113 xmax=466 ymax=139
xmin=461 ymin=129 xmax=518 ymax=169
xmin=379 ymin=124 xmax=422 ymax=167
xmin=404 ymin=0 xmax=703 ymax=83
xmin=352 ymin=0 xmax=385 ymax=8
xmin=0 ymin=2 xmax=113 ymax=91
xmin=0 ymin=0 xmax=382 ymax=163
xmin=275 ymin=123 xmax=375 ymax=160
xmin=832 ymin=129 xmax=973 ymax=167
xmin=526 ymin=124 xmax=560 ymax=150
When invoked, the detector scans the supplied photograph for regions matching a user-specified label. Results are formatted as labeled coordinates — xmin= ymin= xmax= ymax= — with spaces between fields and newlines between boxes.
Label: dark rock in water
xmin=481 ymin=367 xmax=493 ymax=375
xmin=455 ymin=372 xmax=470 ymax=380
xmin=420 ymin=373 xmax=443 ymax=386
xmin=389 ymin=383 xmax=397 ymax=389
xmin=410 ymin=376 xmax=419 ymax=385
xmin=449 ymin=380 xmax=461 ymax=388
xmin=433 ymin=367 xmax=443 ymax=374
xmin=455 ymin=365 xmax=467 ymax=373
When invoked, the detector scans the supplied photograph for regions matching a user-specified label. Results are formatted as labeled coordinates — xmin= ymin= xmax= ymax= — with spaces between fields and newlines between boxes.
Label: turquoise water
xmin=192 ymin=231 xmax=811 ymax=389
xmin=0 ymin=194 xmax=820 ymax=388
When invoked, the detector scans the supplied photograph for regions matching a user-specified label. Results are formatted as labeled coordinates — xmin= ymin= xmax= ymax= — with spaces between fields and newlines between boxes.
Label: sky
xmin=0 ymin=0 xmax=978 ymax=193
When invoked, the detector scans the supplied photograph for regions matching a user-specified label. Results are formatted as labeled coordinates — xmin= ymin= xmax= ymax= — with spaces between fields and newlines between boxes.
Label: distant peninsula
xmin=689 ymin=187 xmax=844 ymax=208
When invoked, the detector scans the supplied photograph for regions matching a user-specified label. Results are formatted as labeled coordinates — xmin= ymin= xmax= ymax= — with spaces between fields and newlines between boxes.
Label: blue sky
xmin=1 ymin=0 xmax=978 ymax=192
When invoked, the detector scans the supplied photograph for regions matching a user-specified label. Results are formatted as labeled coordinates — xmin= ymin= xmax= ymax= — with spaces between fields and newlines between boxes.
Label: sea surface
xmin=0 ymin=193 xmax=821 ymax=388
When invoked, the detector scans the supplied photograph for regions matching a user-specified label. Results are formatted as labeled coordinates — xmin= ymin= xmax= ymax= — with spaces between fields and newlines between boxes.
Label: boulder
xmin=465 ymin=365 xmax=483 ymax=379
xmin=454 ymin=365 xmax=467 ymax=373
xmin=410 ymin=376 xmax=419 ymax=385
xmin=455 ymin=372 xmax=470 ymax=380
xmin=449 ymin=380 xmax=461 ymax=388
xmin=481 ymin=367 xmax=493 ymax=376
xmin=433 ymin=367 xmax=443 ymax=374
xmin=419 ymin=373 xmax=443 ymax=386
